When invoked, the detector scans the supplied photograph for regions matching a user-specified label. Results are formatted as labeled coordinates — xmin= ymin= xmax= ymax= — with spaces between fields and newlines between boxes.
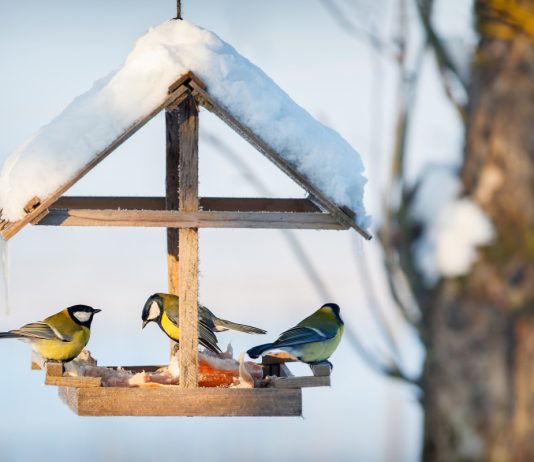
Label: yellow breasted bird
xmin=141 ymin=293 xmax=266 ymax=354
xmin=0 ymin=305 xmax=101 ymax=362
xmin=247 ymin=303 xmax=344 ymax=366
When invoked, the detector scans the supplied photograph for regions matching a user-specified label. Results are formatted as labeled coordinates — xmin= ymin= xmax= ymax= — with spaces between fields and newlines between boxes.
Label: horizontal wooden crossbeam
xmin=35 ymin=209 xmax=347 ymax=229
xmin=50 ymin=196 xmax=322 ymax=213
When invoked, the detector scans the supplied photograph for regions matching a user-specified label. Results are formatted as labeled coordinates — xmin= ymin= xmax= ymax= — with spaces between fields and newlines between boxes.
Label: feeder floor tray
xmin=58 ymin=386 xmax=302 ymax=417
xmin=31 ymin=352 xmax=332 ymax=417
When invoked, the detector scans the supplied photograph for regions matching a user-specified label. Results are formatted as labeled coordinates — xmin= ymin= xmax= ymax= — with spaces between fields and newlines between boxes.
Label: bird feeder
xmin=0 ymin=28 xmax=370 ymax=416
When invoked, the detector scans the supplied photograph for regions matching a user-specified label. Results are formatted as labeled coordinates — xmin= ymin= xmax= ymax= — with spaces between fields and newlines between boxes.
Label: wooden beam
xmin=176 ymin=94 xmax=199 ymax=389
xmin=34 ymin=209 xmax=346 ymax=229
xmin=188 ymin=79 xmax=372 ymax=240
xmin=49 ymin=196 xmax=322 ymax=213
xmin=166 ymin=104 xmax=181 ymax=297
xmin=0 ymin=73 xmax=199 ymax=241
xmin=272 ymin=375 xmax=331 ymax=389
xmin=58 ymin=387 xmax=302 ymax=417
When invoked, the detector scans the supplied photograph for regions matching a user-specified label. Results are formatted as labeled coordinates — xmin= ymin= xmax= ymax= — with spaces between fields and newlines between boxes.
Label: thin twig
xmin=345 ymin=327 xmax=419 ymax=385
xmin=352 ymin=237 xmax=405 ymax=367
xmin=202 ymin=130 xmax=331 ymax=299
xmin=319 ymin=0 xmax=400 ymax=60
xmin=415 ymin=0 xmax=468 ymax=120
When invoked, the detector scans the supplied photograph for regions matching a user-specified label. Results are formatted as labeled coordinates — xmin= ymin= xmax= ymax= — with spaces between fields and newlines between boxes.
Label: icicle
xmin=0 ymin=239 xmax=10 ymax=315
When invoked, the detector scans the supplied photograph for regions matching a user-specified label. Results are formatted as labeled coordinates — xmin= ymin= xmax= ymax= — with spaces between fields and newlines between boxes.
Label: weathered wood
xmin=166 ymin=102 xmax=181 ymax=296
xmin=310 ymin=363 xmax=332 ymax=377
xmin=0 ymin=75 xmax=193 ymax=241
xmin=188 ymin=80 xmax=372 ymax=240
xmin=35 ymin=209 xmax=345 ymax=229
xmin=58 ymin=386 xmax=302 ymax=417
xmin=279 ymin=363 xmax=294 ymax=378
xmin=262 ymin=352 xmax=299 ymax=365
xmin=49 ymin=196 xmax=322 ymax=213
xmin=23 ymin=196 xmax=41 ymax=214
xmin=46 ymin=375 xmax=102 ymax=388
xmin=45 ymin=362 xmax=63 ymax=377
xmin=271 ymin=375 xmax=330 ymax=389
xmin=176 ymin=94 xmax=200 ymax=389
xmin=38 ymin=355 xmax=102 ymax=387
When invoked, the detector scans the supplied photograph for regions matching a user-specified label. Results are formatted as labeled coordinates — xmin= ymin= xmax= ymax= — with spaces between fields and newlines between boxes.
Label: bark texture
xmin=421 ymin=1 xmax=534 ymax=460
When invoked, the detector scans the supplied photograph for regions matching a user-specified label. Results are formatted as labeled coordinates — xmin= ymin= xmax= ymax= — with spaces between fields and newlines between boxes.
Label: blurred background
xmin=3 ymin=1 xmax=527 ymax=461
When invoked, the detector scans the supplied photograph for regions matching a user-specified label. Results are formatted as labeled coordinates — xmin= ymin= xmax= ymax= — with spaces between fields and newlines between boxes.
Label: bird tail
xmin=214 ymin=318 xmax=267 ymax=335
xmin=0 ymin=332 xmax=21 ymax=339
xmin=246 ymin=343 xmax=274 ymax=359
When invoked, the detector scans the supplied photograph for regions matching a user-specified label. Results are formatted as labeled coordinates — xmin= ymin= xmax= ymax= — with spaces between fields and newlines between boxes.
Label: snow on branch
xmin=411 ymin=166 xmax=495 ymax=286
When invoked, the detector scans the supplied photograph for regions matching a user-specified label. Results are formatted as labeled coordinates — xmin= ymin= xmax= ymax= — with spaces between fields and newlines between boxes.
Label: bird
xmin=141 ymin=293 xmax=266 ymax=354
xmin=247 ymin=303 xmax=344 ymax=367
xmin=0 ymin=305 xmax=101 ymax=362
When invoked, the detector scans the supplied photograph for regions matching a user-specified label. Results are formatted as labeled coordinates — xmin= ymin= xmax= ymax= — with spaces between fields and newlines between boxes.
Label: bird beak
xmin=142 ymin=320 xmax=148 ymax=329
xmin=93 ymin=309 xmax=102 ymax=314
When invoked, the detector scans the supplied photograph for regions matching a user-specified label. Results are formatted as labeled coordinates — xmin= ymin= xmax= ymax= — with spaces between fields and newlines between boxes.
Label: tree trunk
xmin=422 ymin=1 xmax=534 ymax=460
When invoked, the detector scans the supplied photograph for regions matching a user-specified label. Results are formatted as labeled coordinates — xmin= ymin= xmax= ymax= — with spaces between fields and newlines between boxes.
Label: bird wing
xmin=274 ymin=326 xmax=333 ymax=348
xmin=10 ymin=322 xmax=72 ymax=342
xmin=166 ymin=308 xmax=221 ymax=353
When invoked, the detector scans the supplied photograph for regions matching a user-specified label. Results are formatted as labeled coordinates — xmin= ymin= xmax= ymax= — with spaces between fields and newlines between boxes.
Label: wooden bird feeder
xmin=1 ymin=70 xmax=370 ymax=416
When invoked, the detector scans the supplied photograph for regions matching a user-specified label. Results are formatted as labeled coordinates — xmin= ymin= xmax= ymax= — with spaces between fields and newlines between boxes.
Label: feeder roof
xmin=0 ymin=20 xmax=371 ymax=240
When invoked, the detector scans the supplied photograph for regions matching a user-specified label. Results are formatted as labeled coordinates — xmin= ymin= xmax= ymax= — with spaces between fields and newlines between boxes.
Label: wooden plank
xmin=49 ymin=196 xmax=321 ymax=213
xmin=46 ymin=375 xmax=102 ymax=388
xmin=262 ymin=352 xmax=299 ymax=365
xmin=177 ymin=94 xmax=200 ymax=389
xmin=272 ymin=375 xmax=330 ymax=389
xmin=34 ymin=210 xmax=346 ymax=229
xmin=41 ymin=357 xmax=102 ymax=387
xmin=58 ymin=387 xmax=302 ymax=417
xmin=279 ymin=363 xmax=294 ymax=378
xmin=166 ymin=97 xmax=182 ymax=297
xmin=0 ymin=74 xmax=194 ymax=241
xmin=188 ymin=79 xmax=372 ymax=241
xmin=310 ymin=363 xmax=332 ymax=377
xmin=45 ymin=362 xmax=63 ymax=377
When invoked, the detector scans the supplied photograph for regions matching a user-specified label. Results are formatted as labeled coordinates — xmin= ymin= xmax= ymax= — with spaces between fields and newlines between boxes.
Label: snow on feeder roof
xmin=0 ymin=20 xmax=371 ymax=240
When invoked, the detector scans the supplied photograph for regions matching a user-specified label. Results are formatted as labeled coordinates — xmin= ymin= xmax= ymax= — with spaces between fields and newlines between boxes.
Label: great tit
xmin=0 ymin=305 xmax=101 ymax=362
xmin=247 ymin=303 xmax=344 ymax=366
xmin=141 ymin=293 xmax=266 ymax=354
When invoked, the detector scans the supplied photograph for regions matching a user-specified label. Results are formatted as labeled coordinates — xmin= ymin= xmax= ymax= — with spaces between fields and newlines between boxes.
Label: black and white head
xmin=142 ymin=294 xmax=163 ymax=329
xmin=67 ymin=305 xmax=101 ymax=327
xmin=321 ymin=303 xmax=343 ymax=325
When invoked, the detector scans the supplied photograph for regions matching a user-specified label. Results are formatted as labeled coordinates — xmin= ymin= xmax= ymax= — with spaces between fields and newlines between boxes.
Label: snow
xmin=412 ymin=165 xmax=495 ymax=285
xmin=0 ymin=20 xmax=370 ymax=229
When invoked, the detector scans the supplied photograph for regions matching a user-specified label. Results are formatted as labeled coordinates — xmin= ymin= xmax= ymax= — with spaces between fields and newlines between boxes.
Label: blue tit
xmin=141 ymin=293 xmax=266 ymax=354
xmin=247 ymin=303 xmax=344 ymax=366
xmin=0 ymin=305 xmax=101 ymax=362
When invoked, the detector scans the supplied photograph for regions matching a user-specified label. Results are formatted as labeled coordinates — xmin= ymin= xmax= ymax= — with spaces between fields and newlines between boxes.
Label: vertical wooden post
xmin=166 ymin=93 xmax=199 ymax=388
xmin=166 ymin=110 xmax=180 ymax=295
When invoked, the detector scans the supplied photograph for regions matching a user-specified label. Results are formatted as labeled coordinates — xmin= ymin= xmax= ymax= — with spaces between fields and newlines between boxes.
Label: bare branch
xmin=415 ymin=0 xmax=468 ymax=120
xmin=345 ymin=326 xmax=420 ymax=386
xmin=319 ymin=0 xmax=400 ymax=59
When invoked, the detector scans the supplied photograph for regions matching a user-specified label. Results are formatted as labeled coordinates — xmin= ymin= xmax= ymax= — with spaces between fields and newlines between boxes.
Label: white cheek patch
xmin=73 ymin=311 xmax=92 ymax=323
xmin=147 ymin=302 xmax=161 ymax=321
